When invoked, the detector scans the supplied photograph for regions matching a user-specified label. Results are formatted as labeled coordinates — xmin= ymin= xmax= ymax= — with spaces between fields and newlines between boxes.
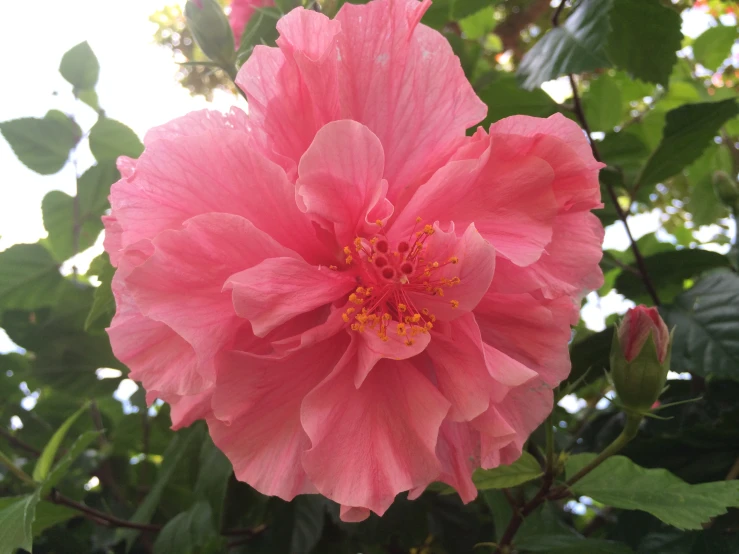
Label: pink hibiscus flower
xmin=104 ymin=0 xmax=604 ymax=521
xmin=229 ymin=0 xmax=274 ymax=49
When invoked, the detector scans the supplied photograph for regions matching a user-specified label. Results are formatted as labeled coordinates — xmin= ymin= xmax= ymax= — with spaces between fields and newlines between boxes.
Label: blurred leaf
xmin=422 ymin=0 xmax=489 ymax=29
xmin=0 ymin=491 xmax=40 ymax=554
xmin=59 ymin=41 xmax=100 ymax=90
xmin=0 ymin=243 xmax=64 ymax=310
xmin=193 ymin=436 xmax=232 ymax=527
xmin=661 ymin=271 xmax=739 ymax=380
xmin=41 ymin=430 xmax=101 ymax=494
xmin=153 ymin=502 xmax=224 ymax=554
xmin=637 ymin=527 xmax=739 ymax=554
xmin=118 ymin=427 xmax=203 ymax=551
xmin=686 ymin=145 xmax=733 ymax=226
xmin=459 ymin=6 xmax=495 ymax=40
xmin=692 ymin=24 xmax=738 ymax=71
xmin=89 ymin=117 xmax=144 ymax=162
xmin=478 ymin=75 xmax=559 ymax=126
xmin=33 ymin=402 xmax=89 ymax=482
xmin=566 ymin=454 xmax=739 ymax=530
xmin=584 ymin=75 xmax=623 ymax=132
xmin=614 ymin=250 xmax=732 ymax=304
xmin=0 ymin=500 xmax=74 ymax=538
xmin=638 ymin=99 xmax=739 ymax=188
xmin=606 ymin=0 xmax=682 ymax=86
xmin=0 ymin=110 xmax=81 ymax=175
xmin=566 ymin=327 xmax=614 ymax=388
xmin=85 ymin=254 xmax=116 ymax=332
xmin=517 ymin=0 xmax=612 ymax=90
xmin=471 ymin=452 xmax=542 ymax=491
xmin=236 ymin=7 xmax=280 ymax=64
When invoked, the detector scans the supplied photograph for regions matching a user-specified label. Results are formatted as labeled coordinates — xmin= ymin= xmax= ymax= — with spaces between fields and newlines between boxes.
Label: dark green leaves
xmin=478 ymin=76 xmax=559 ymax=126
xmin=584 ymin=75 xmax=623 ymax=132
xmin=153 ymin=502 xmax=224 ymax=554
xmin=638 ymin=99 xmax=739 ymax=187
xmin=692 ymin=25 xmax=738 ymax=71
xmin=606 ymin=0 xmax=683 ymax=86
xmin=566 ymin=454 xmax=739 ymax=530
xmin=89 ymin=117 xmax=144 ymax=162
xmin=85 ymin=254 xmax=117 ymax=332
xmin=0 ymin=244 xmax=64 ymax=310
xmin=471 ymin=452 xmax=543 ymax=491
xmin=662 ymin=271 xmax=739 ymax=380
xmin=517 ymin=0 xmax=612 ymax=90
xmin=59 ymin=41 xmax=100 ymax=91
xmin=0 ymin=110 xmax=81 ymax=175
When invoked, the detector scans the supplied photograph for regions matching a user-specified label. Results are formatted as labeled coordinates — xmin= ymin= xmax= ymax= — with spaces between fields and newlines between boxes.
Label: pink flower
xmin=104 ymin=0 xmax=604 ymax=521
xmin=229 ymin=0 xmax=274 ymax=49
xmin=618 ymin=305 xmax=670 ymax=363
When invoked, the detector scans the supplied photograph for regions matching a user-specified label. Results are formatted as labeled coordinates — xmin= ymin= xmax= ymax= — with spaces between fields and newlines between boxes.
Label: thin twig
xmin=551 ymin=0 xmax=568 ymax=26
xmin=567 ymin=73 xmax=661 ymax=306
xmin=0 ymin=427 xmax=42 ymax=457
xmin=726 ymin=455 xmax=739 ymax=481
xmin=50 ymin=489 xmax=163 ymax=532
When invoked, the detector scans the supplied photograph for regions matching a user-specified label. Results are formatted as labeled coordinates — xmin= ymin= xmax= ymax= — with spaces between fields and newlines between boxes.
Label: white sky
xmin=0 ymin=2 xmax=733 ymax=358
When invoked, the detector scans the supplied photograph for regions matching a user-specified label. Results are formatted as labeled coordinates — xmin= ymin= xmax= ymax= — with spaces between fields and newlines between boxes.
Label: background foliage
xmin=1 ymin=0 xmax=739 ymax=552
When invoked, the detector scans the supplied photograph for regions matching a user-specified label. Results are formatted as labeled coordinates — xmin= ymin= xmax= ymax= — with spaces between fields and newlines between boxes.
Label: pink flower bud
xmin=618 ymin=305 xmax=670 ymax=363
xmin=610 ymin=305 xmax=672 ymax=414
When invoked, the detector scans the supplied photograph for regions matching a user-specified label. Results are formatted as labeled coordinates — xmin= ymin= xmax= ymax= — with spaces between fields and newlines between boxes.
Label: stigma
xmin=340 ymin=219 xmax=461 ymax=345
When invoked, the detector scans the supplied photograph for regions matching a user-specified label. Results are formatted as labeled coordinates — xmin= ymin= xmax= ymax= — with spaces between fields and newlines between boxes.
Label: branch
xmin=0 ymin=426 xmax=42 ymax=457
xmin=567 ymin=73 xmax=661 ymax=306
xmin=50 ymin=489 xmax=163 ymax=532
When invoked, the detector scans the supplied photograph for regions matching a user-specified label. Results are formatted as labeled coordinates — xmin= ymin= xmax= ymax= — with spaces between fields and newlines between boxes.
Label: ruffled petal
xmin=427 ymin=314 xmax=492 ymax=422
xmin=125 ymin=213 xmax=298 ymax=386
xmin=109 ymin=129 xmax=330 ymax=264
xmin=301 ymin=344 xmax=450 ymax=517
xmin=492 ymin=211 xmax=605 ymax=299
xmin=208 ymin=335 xmax=349 ymax=500
xmin=394 ymin=134 xmax=558 ymax=266
xmin=297 ymin=120 xmax=392 ymax=246
xmin=335 ymin=0 xmax=487 ymax=204
xmin=226 ymin=257 xmax=356 ymax=337
xmin=474 ymin=293 xmax=576 ymax=387
xmin=164 ymin=389 xmax=214 ymax=430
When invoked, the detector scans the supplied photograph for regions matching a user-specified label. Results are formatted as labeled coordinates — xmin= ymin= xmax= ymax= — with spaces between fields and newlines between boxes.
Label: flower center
xmin=337 ymin=219 xmax=461 ymax=345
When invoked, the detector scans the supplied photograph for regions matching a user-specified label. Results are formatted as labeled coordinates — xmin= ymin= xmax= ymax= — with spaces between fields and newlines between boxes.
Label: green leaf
xmin=41 ymin=430 xmax=101 ymax=494
xmin=290 ymin=496 xmax=327 ymax=554
xmin=471 ymin=452 xmax=543 ymax=491
xmin=236 ymin=6 xmax=280 ymax=64
xmin=0 ymin=491 xmax=40 ymax=554
xmin=530 ymin=539 xmax=634 ymax=553
xmin=0 ymin=497 xmax=77 ymax=537
xmin=566 ymin=454 xmax=739 ymax=530
xmin=606 ymin=0 xmax=682 ymax=86
xmin=686 ymin=145 xmax=733 ymax=226
xmin=118 ymin=427 xmax=204 ymax=551
xmin=692 ymin=25 xmax=738 ymax=71
xmin=517 ymin=0 xmax=612 ymax=90
xmin=193 ymin=436 xmax=232 ymax=527
xmin=33 ymin=403 xmax=89 ymax=482
xmin=422 ymin=0 xmax=489 ymax=29
xmin=59 ymin=41 xmax=100 ymax=90
xmin=0 ymin=110 xmax=81 ymax=175
xmin=88 ymin=117 xmax=144 ymax=162
xmin=614 ymin=250 xmax=732 ymax=304
xmin=153 ymin=502 xmax=224 ymax=554
xmin=638 ymin=99 xmax=739 ymax=187
xmin=661 ymin=271 xmax=739 ymax=380
xmin=565 ymin=327 xmax=614 ymax=388
xmin=42 ymin=162 xmax=118 ymax=261
xmin=85 ymin=254 xmax=116 ymax=332
xmin=584 ymin=75 xmax=623 ymax=132
xmin=478 ymin=76 xmax=559 ymax=126
xmin=0 ymin=243 xmax=64 ymax=310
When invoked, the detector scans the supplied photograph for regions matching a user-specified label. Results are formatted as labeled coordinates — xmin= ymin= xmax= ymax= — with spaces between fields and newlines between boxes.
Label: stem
xmin=0 ymin=449 xmax=36 ymax=486
xmin=567 ymin=73 xmax=661 ymax=306
xmin=50 ymin=489 xmax=163 ymax=532
xmin=564 ymin=412 xmax=642 ymax=488
xmin=0 ymin=427 xmax=42 ymax=457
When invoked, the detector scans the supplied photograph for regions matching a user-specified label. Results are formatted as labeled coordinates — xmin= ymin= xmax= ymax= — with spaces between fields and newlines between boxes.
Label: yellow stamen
xmin=397 ymin=323 xmax=406 ymax=335
xmin=398 ymin=303 xmax=407 ymax=312
xmin=345 ymin=255 xmax=353 ymax=265
xmin=450 ymin=300 xmax=460 ymax=309
xmin=375 ymin=219 xmax=383 ymax=227
xmin=343 ymin=246 xmax=351 ymax=255
xmin=449 ymin=256 xmax=459 ymax=264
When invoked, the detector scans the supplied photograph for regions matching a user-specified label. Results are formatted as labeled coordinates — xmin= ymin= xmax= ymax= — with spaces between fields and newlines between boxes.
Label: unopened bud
xmin=185 ymin=0 xmax=235 ymax=68
xmin=610 ymin=305 xmax=672 ymax=414
xmin=713 ymin=170 xmax=739 ymax=210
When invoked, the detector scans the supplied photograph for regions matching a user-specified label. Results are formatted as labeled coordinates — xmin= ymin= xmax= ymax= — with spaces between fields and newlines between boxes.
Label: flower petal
xmin=335 ymin=0 xmax=487 ymax=204
xmin=475 ymin=292 xmax=575 ymax=387
xmin=297 ymin=120 xmax=392 ymax=246
xmin=110 ymin=130 xmax=330 ymax=264
xmin=301 ymin=344 xmax=450 ymax=516
xmin=427 ymin=314 xmax=492 ymax=422
xmin=209 ymin=335 xmax=349 ymax=500
xmin=226 ymin=257 xmax=357 ymax=338
xmin=395 ymin=134 xmax=558 ymax=266
xmin=125 ymin=213 xmax=298 ymax=385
